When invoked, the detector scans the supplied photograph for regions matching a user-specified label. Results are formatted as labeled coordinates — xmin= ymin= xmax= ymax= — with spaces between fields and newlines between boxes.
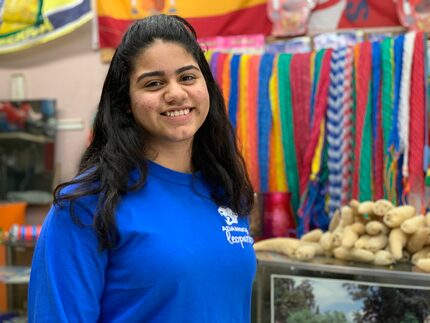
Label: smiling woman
xmin=28 ymin=14 xmax=256 ymax=323
xmin=129 ymin=40 xmax=210 ymax=170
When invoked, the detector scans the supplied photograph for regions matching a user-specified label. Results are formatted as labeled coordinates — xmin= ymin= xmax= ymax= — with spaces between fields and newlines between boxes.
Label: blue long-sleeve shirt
xmin=28 ymin=161 xmax=256 ymax=322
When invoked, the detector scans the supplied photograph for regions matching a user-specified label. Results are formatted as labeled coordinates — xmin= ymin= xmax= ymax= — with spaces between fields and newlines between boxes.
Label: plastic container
xmin=0 ymin=202 xmax=26 ymax=232
xmin=263 ymin=192 xmax=296 ymax=238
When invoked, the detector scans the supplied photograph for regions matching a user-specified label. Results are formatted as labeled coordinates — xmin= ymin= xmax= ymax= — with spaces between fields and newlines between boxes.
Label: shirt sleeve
xmin=28 ymin=198 xmax=108 ymax=323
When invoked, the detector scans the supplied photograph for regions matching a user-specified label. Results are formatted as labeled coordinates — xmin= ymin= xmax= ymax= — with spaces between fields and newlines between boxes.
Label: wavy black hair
xmin=54 ymin=14 xmax=254 ymax=250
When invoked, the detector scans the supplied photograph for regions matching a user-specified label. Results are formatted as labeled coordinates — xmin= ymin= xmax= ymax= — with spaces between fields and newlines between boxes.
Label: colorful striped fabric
xmin=205 ymin=30 xmax=428 ymax=232
xmin=327 ymin=47 xmax=347 ymax=218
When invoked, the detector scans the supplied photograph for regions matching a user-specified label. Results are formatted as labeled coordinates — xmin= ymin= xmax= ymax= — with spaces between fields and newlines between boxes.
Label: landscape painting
xmin=271 ymin=274 xmax=430 ymax=323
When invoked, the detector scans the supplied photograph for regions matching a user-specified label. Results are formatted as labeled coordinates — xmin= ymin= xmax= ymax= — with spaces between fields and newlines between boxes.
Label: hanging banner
xmin=97 ymin=0 xmax=272 ymax=50
xmin=0 ymin=0 xmax=93 ymax=54
xmin=309 ymin=0 xmax=400 ymax=34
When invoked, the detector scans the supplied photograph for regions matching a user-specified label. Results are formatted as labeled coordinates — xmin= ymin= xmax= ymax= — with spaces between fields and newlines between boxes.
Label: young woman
xmin=28 ymin=14 xmax=256 ymax=322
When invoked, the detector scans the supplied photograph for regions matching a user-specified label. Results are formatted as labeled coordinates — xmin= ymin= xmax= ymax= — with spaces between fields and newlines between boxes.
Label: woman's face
xmin=129 ymin=40 xmax=210 ymax=153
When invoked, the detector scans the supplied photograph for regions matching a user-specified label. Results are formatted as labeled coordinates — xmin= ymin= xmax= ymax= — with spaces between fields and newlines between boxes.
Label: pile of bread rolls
xmin=253 ymin=199 xmax=430 ymax=273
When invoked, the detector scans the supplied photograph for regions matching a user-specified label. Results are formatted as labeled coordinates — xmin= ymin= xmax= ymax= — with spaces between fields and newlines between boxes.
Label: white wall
xmin=0 ymin=22 xmax=109 ymax=183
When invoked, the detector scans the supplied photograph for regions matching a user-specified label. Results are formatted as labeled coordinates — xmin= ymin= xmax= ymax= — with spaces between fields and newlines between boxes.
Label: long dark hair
xmin=55 ymin=14 xmax=254 ymax=250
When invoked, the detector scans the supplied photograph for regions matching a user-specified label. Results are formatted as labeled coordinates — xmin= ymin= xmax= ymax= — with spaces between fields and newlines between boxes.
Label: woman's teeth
xmin=163 ymin=108 xmax=191 ymax=117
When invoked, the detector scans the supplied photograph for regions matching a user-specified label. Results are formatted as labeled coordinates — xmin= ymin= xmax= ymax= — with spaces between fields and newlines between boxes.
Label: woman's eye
xmin=145 ymin=81 xmax=163 ymax=88
xmin=181 ymin=75 xmax=196 ymax=83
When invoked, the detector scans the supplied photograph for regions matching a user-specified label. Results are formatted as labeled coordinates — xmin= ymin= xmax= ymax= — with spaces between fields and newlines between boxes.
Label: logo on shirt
xmin=218 ymin=206 xmax=253 ymax=248
xmin=218 ymin=206 xmax=238 ymax=225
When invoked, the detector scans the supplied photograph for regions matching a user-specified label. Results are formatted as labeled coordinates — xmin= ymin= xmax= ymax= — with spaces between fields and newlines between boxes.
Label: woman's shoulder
xmin=54 ymin=175 xmax=101 ymax=217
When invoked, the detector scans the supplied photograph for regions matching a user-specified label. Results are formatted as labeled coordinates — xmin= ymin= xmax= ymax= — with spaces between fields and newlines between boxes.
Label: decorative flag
xmin=309 ymin=0 xmax=400 ymax=34
xmin=0 ymin=0 xmax=93 ymax=54
xmin=97 ymin=0 xmax=271 ymax=50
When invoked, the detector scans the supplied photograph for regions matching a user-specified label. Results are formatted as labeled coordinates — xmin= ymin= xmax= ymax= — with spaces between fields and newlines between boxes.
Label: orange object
xmin=0 ymin=202 xmax=27 ymax=231
xmin=0 ymin=202 xmax=27 ymax=312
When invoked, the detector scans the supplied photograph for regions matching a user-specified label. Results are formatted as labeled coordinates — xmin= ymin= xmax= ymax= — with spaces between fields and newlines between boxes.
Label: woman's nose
xmin=164 ymin=81 xmax=187 ymax=104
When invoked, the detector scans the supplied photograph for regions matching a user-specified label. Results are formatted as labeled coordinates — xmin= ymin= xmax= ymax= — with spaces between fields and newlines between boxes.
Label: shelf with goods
xmin=0 ymin=241 xmax=33 ymax=318
xmin=0 ymin=203 xmax=41 ymax=317
xmin=209 ymin=30 xmax=430 ymax=236
xmin=209 ymin=23 xmax=430 ymax=323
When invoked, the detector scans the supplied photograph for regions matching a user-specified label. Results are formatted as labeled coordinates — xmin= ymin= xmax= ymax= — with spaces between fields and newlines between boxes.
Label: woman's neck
xmin=147 ymin=140 xmax=193 ymax=173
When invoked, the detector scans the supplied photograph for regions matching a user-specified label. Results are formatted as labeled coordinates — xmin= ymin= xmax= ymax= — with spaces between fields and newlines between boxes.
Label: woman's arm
xmin=28 ymin=198 xmax=108 ymax=322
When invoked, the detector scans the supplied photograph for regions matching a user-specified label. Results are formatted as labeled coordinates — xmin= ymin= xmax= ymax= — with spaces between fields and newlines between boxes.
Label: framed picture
xmin=271 ymin=274 xmax=430 ymax=323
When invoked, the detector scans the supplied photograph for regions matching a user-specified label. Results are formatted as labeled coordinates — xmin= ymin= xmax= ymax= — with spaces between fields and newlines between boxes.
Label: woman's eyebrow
xmin=175 ymin=65 xmax=199 ymax=74
xmin=136 ymin=71 xmax=165 ymax=83
xmin=136 ymin=65 xmax=199 ymax=84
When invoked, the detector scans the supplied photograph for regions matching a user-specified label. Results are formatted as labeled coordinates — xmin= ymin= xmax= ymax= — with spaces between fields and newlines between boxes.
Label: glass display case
xmin=252 ymin=251 xmax=430 ymax=323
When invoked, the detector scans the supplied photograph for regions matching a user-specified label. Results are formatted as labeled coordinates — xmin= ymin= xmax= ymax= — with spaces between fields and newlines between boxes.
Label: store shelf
xmin=0 ymin=267 xmax=30 ymax=285
xmin=256 ymin=251 xmax=430 ymax=285
xmin=0 ymin=132 xmax=52 ymax=144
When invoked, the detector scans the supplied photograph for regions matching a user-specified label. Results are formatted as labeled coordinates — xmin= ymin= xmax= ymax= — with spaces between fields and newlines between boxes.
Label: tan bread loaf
xmin=374 ymin=250 xmax=394 ymax=265
xmin=349 ymin=199 xmax=360 ymax=214
xmin=365 ymin=221 xmax=389 ymax=236
xmin=400 ymin=216 xmax=425 ymax=235
xmin=365 ymin=234 xmax=388 ymax=252
xmin=350 ymin=222 xmax=366 ymax=235
xmin=300 ymin=241 xmax=325 ymax=256
xmin=295 ymin=245 xmax=316 ymax=261
xmin=412 ymin=246 xmax=430 ymax=265
xmin=383 ymin=205 xmax=416 ymax=228
xmin=389 ymin=228 xmax=408 ymax=260
xmin=319 ymin=232 xmax=334 ymax=251
xmin=373 ymin=199 xmax=394 ymax=217
xmin=350 ymin=199 xmax=366 ymax=223
xmin=355 ymin=235 xmax=371 ymax=249
xmin=407 ymin=227 xmax=430 ymax=254
xmin=333 ymin=247 xmax=375 ymax=263
xmin=253 ymin=238 xmax=300 ymax=258
xmin=357 ymin=201 xmax=375 ymax=217
xmin=332 ymin=230 xmax=344 ymax=248
xmin=336 ymin=206 xmax=355 ymax=231
xmin=416 ymin=258 xmax=430 ymax=273
xmin=341 ymin=226 xmax=359 ymax=249
xmin=301 ymin=228 xmax=324 ymax=242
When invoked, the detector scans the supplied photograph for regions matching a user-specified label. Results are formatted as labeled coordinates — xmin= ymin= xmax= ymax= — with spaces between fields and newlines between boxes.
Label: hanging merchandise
xmin=277 ymin=53 xmax=300 ymax=216
xmin=265 ymin=37 xmax=311 ymax=54
xmin=341 ymin=47 xmax=354 ymax=206
xmin=371 ymin=41 xmax=384 ymax=201
xmin=267 ymin=0 xmax=316 ymax=37
xmin=313 ymin=31 xmax=363 ymax=51
xmin=257 ymin=54 xmax=275 ymax=193
xmin=297 ymin=49 xmax=332 ymax=234
xmin=408 ymin=32 xmax=426 ymax=207
xmin=290 ymin=53 xmax=312 ymax=195
xmin=398 ymin=32 xmax=416 ymax=203
xmin=352 ymin=41 xmax=373 ymax=202
xmin=199 ymin=34 xmax=265 ymax=53
xmin=396 ymin=0 xmax=430 ymax=31
xmin=380 ymin=37 xmax=395 ymax=201
xmin=268 ymin=55 xmax=288 ymax=192
xmin=207 ymin=30 xmax=428 ymax=235
xmin=327 ymin=47 xmax=347 ymax=218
